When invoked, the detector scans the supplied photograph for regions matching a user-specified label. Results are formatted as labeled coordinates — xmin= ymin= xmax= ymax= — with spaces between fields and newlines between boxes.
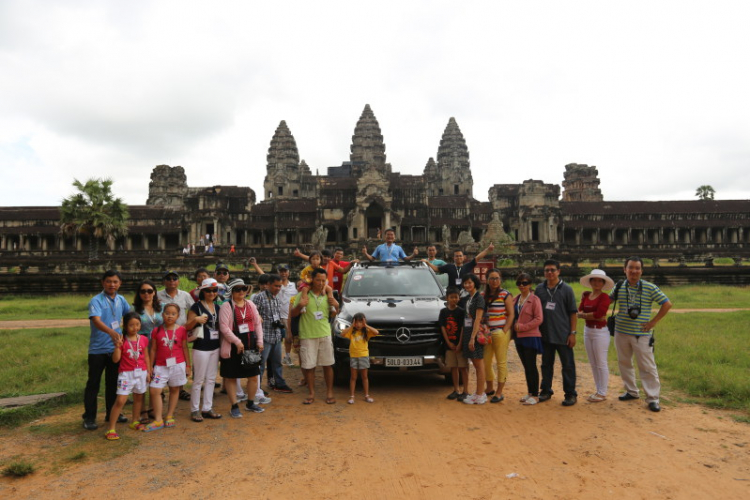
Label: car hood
xmin=339 ymin=297 xmax=444 ymax=324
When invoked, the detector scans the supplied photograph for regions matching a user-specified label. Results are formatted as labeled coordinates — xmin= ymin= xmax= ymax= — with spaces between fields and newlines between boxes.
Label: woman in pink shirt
xmin=513 ymin=272 xmax=544 ymax=405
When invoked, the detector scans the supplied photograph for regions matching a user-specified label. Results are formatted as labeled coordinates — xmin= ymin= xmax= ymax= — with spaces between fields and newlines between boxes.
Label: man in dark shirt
xmin=535 ymin=259 xmax=578 ymax=406
xmin=424 ymin=243 xmax=495 ymax=288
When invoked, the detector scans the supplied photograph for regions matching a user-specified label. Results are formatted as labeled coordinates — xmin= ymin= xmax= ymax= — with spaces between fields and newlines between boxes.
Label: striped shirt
xmin=611 ymin=280 xmax=669 ymax=336
xmin=484 ymin=289 xmax=512 ymax=330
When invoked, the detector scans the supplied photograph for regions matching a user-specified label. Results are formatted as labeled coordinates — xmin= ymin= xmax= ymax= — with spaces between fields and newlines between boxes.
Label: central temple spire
xmin=350 ymin=104 xmax=387 ymax=171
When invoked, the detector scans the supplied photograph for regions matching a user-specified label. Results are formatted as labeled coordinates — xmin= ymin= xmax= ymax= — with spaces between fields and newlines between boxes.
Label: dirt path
xmin=1 ymin=349 xmax=748 ymax=499
xmin=0 ymin=319 xmax=89 ymax=330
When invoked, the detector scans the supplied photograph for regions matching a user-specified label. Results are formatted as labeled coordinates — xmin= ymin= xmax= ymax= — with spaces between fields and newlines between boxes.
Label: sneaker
xmin=522 ymin=396 xmax=538 ymax=405
xmin=82 ymin=420 xmax=98 ymax=431
xmin=456 ymin=393 xmax=468 ymax=402
xmin=619 ymin=392 xmax=639 ymax=401
xmin=254 ymin=395 xmax=272 ymax=405
xmin=538 ymin=392 xmax=552 ymax=402
xmin=446 ymin=391 xmax=459 ymax=400
xmin=474 ymin=394 xmax=488 ymax=405
xmin=282 ymin=355 xmax=293 ymax=366
xmin=274 ymin=385 xmax=294 ymax=393
xmin=229 ymin=406 xmax=243 ymax=418
xmin=463 ymin=394 xmax=477 ymax=405
xmin=236 ymin=393 xmax=248 ymax=403
xmin=117 ymin=414 xmax=128 ymax=423
xmin=245 ymin=402 xmax=265 ymax=413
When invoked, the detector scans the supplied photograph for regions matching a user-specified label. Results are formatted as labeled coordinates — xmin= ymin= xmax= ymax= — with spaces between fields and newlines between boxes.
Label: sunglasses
xmin=232 ymin=286 xmax=249 ymax=292
xmin=216 ymin=270 xmax=229 ymax=275
xmin=204 ymin=288 xmax=218 ymax=293
xmin=139 ymin=289 xmax=155 ymax=294
xmin=165 ymin=276 xmax=179 ymax=281
xmin=516 ymin=281 xmax=531 ymax=286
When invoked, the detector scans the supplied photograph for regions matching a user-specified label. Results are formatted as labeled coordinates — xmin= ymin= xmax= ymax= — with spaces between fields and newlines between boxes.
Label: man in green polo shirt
xmin=612 ymin=256 xmax=672 ymax=412
xmin=291 ymin=268 xmax=338 ymax=404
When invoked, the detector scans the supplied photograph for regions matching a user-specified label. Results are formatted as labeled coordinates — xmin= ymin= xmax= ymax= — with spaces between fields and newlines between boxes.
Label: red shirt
xmin=578 ymin=292 xmax=611 ymax=329
xmin=119 ymin=335 xmax=149 ymax=372
xmin=151 ymin=325 xmax=188 ymax=366
xmin=329 ymin=260 xmax=350 ymax=293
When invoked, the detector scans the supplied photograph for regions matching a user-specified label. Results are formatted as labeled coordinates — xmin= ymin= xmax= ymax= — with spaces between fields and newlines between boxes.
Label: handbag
xmin=476 ymin=322 xmax=492 ymax=346
xmin=607 ymin=281 xmax=624 ymax=336
xmin=241 ymin=348 xmax=261 ymax=367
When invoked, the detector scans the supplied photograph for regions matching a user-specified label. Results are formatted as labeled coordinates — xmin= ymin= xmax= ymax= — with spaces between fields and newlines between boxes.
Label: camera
xmin=628 ymin=306 xmax=641 ymax=319
xmin=272 ymin=320 xmax=284 ymax=329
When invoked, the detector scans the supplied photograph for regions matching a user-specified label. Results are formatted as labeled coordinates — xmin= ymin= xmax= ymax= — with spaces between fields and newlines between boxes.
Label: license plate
xmin=385 ymin=357 xmax=423 ymax=367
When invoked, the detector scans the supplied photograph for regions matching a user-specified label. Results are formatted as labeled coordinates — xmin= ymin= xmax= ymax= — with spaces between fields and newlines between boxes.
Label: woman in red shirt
xmin=577 ymin=269 xmax=614 ymax=402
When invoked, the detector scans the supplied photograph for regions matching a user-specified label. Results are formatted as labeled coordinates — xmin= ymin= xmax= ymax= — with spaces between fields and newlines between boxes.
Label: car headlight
xmin=334 ymin=317 xmax=351 ymax=333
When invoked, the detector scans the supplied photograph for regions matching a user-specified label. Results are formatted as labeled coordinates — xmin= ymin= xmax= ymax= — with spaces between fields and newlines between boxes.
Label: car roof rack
xmin=354 ymin=261 xmax=427 ymax=269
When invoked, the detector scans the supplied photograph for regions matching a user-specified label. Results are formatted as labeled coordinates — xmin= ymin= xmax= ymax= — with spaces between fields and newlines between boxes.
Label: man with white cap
xmin=577 ymin=269 xmax=614 ymax=402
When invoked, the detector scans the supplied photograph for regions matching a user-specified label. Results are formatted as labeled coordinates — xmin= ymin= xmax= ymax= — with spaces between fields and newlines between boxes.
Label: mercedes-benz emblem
xmin=396 ymin=327 xmax=411 ymax=343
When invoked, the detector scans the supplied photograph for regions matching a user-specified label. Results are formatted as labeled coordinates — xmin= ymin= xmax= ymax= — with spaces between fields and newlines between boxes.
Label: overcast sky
xmin=1 ymin=0 xmax=749 ymax=207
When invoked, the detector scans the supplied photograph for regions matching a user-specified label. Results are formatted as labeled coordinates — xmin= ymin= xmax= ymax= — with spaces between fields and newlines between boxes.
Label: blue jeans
xmin=259 ymin=337 xmax=286 ymax=388
xmin=540 ymin=340 xmax=577 ymax=397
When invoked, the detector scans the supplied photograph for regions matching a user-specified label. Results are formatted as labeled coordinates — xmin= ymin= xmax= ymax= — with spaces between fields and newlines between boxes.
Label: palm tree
xmin=60 ymin=178 xmax=129 ymax=260
xmin=695 ymin=185 xmax=715 ymax=201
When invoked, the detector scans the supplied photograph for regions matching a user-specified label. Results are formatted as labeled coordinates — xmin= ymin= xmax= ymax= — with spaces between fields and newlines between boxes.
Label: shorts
xmin=444 ymin=348 xmax=468 ymax=368
xmin=299 ymin=337 xmax=335 ymax=369
xmin=116 ymin=370 xmax=148 ymax=396
xmin=350 ymin=357 xmax=371 ymax=369
xmin=150 ymin=362 xmax=188 ymax=389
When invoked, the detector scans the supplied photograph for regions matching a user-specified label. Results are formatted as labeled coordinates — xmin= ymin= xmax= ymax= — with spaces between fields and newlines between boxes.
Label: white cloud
xmin=1 ymin=0 xmax=749 ymax=206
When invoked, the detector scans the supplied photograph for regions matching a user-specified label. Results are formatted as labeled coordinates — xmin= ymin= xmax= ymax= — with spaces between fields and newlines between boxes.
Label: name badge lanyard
xmin=106 ymin=294 xmax=120 ymax=327
xmin=545 ymin=281 xmax=562 ymax=302
xmin=128 ymin=335 xmax=142 ymax=364
xmin=265 ymin=290 xmax=281 ymax=320
xmin=201 ymin=301 xmax=217 ymax=331
xmin=164 ymin=327 xmax=176 ymax=356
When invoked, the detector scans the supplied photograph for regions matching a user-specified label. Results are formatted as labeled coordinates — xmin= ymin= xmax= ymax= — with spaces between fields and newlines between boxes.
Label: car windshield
xmin=345 ymin=267 xmax=442 ymax=298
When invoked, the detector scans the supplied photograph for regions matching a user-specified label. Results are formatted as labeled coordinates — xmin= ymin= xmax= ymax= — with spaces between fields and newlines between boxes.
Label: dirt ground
xmin=1 ymin=348 xmax=749 ymax=500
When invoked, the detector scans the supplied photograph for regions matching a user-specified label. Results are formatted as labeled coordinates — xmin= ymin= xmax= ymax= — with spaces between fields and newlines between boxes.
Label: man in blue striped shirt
xmin=611 ymin=256 xmax=672 ymax=412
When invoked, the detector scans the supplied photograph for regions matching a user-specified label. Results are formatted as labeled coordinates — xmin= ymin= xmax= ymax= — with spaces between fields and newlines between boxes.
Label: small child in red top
xmin=144 ymin=303 xmax=191 ymax=432
xmin=105 ymin=312 xmax=152 ymax=440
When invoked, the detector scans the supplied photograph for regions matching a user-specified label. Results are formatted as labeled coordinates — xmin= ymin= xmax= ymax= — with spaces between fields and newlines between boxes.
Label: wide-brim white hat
xmin=580 ymin=269 xmax=615 ymax=291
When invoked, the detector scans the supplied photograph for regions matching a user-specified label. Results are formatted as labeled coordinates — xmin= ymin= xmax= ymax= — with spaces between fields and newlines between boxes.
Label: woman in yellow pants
xmin=483 ymin=269 xmax=515 ymax=403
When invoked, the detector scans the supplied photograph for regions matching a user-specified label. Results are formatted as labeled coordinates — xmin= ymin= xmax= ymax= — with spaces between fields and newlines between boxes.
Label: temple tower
xmin=426 ymin=117 xmax=473 ymax=197
xmin=263 ymin=121 xmax=313 ymax=199
xmin=350 ymin=104 xmax=388 ymax=175
xmin=147 ymin=165 xmax=189 ymax=206
xmin=562 ymin=163 xmax=603 ymax=202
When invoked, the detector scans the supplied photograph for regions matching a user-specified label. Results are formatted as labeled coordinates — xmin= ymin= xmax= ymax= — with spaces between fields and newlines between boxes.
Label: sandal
xmin=348 ymin=396 xmax=355 ymax=405
xmin=191 ymin=411 xmax=204 ymax=422
xmin=364 ymin=396 xmax=374 ymax=403
xmin=164 ymin=417 xmax=176 ymax=428
xmin=179 ymin=390 xmax=191 ymax=401
xmin=129 ymin=420 xmax=145 ymax=431
xmin=202 ymin=410 xmax=222 ymax=419
xmin=105 ymin=429 xmax=120 ymax=441
xmin=142 ymin=421 xmax=164 ymax=432
xmin=325 ymin=397 xmax=336 ymax=405
xmin=302 ymin=397 xmax=315 ymax=405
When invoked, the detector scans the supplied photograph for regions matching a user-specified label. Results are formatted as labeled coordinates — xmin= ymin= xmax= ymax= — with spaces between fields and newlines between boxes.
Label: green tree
xmin=695 ymin=185 xmax=715 ymax=200
xmin=60 ymin=178 xmax=129 ymax=260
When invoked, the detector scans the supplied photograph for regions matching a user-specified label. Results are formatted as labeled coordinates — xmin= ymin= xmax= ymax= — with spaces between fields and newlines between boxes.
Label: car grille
xmin=368 ymin=323 xmax=441 ymax=345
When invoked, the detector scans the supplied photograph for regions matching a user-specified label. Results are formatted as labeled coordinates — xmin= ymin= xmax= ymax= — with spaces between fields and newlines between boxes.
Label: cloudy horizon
xmin=1 ymin=0 xmax=749 ymax=207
